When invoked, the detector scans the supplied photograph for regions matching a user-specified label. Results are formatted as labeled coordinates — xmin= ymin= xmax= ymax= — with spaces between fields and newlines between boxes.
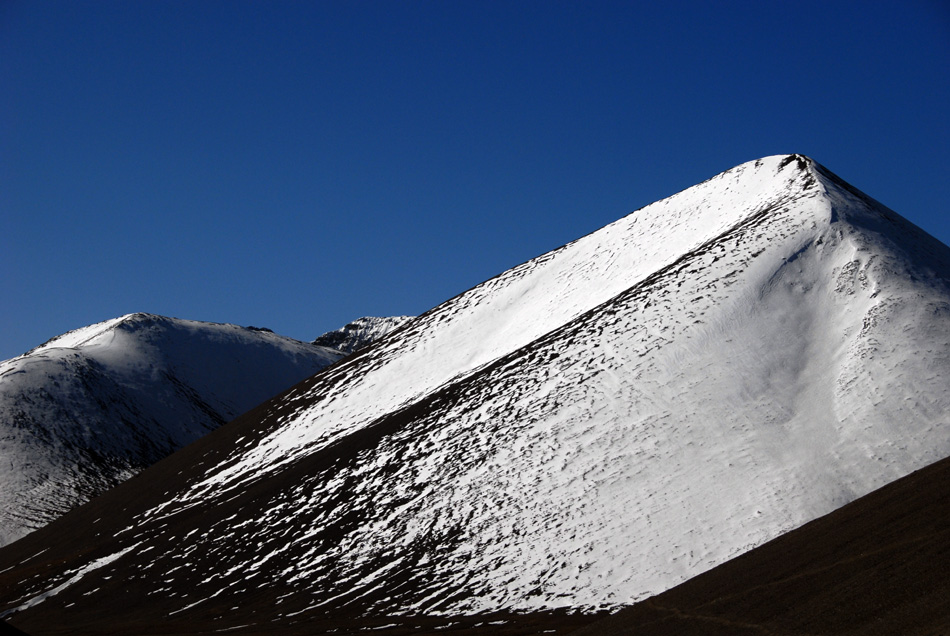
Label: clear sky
xmin=1 ymin=0 xmax=948 ymax=360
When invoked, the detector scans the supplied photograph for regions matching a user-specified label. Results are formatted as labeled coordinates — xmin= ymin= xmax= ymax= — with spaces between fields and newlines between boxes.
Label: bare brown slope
xmin=0 ymin=621 xmax=29 ymax=636
xmin=568 ymin=452 xmax=950 ymax=636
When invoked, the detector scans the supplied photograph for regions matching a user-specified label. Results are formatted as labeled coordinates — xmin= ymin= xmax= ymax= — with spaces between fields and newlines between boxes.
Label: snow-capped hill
xmin=189 ymin=155 xmax=833 ymax=492
xmin=1 ymin=156 xmax=948 ymax=634
xmin=0 ymin=313 xmax=344 ymax=546
xmin=312 ymin=316 xmax=414 ymax=354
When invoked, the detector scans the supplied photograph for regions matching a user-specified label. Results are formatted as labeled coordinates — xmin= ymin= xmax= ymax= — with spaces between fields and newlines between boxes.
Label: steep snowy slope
xmin=570 ymin=452 xmax=950 ymax=636
xmin=0 ymin=313 xmax=344 ymax=546
xmin=312 ymin=316 xmax=414 ymax=354
xmin=1 ymin=156 xmax=948 ymax=635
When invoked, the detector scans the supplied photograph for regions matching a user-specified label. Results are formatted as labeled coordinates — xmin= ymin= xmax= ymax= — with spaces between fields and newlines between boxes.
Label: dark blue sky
xmin=2 ymin=0 xmax=948 ymax=360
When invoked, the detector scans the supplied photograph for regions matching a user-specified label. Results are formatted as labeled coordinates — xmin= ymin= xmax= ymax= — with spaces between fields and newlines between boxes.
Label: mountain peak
xmin=0 ymin=314 xmax=346 ymax=546
xmin=312 ymin=315 xmax=414 ymax=354
xmin=2 ymin=158 xmax=948 ymax=633
xmin=777 ymin=152 xmax=813 ymax=170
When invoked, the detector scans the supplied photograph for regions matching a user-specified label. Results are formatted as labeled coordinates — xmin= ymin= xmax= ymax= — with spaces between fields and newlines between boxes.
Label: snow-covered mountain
xmin=312 ymin=316 xmax=414 ymax=354
xmin=0 ymin=313 xmax=344 ymax=546
xmin=1 ymin=155 xmax=948 ymax=635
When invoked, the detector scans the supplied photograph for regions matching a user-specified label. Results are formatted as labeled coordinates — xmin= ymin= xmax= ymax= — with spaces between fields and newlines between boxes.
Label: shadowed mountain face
xmin=312 ymin=316 xmax=414 ymax=354
xmin=0 ymin=155 xmax=948 ymax=635
xmin=0 ymin=314 xmax=344 ymax=545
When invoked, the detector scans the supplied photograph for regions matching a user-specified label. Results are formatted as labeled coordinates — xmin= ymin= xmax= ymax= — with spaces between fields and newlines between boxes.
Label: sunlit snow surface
xmin=3 ymin=156 xmax=949 ymax=623
xmin=0 ymin=314 xmax=344 ymax=545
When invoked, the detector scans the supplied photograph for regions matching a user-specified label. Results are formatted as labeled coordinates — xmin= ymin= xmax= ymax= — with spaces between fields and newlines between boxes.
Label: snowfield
xmin=0 ymin=155 xmax=948 ymax=631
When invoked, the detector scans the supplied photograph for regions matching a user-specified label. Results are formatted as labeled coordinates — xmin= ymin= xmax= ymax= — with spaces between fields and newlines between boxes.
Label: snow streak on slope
xmin=0 ymin=314 xmax=344 ymax=546
xmin=1 ymin=156 xmax=948 ymax=630
xmin=312 ymin=316 xmax=414 ymax=354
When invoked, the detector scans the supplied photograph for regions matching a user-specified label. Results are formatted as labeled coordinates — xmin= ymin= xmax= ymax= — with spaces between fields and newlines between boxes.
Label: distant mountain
xmin=1 ymin=156 xmax=948 ymax=635
xmin=312 ymin=316 xmax=414 ymax=354
xmin=0 ymin=313 xmax=344 ymax=546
